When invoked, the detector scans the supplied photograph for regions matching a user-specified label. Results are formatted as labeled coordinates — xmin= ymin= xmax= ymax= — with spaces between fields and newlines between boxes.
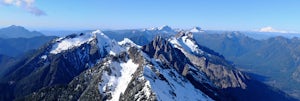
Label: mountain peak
xmin=258 ymin=26 xmax=288 ymax=33
xmin=50 ymin=32 xmax=96 ymax=54
xmin=4 ymin=25 xmax=27 ymax=31
xmin=50 ymin=30 xmax=124 ymax=55
xmin=0 ymin=25 xmax=43 ymax=38
xmin=118 ymin=38 xmax=141 ymax=49
xmin=92 ymin=29 xmax=102 ymax=34
xmin=158 ymin=25 xmax=172 ymax=31
xmin=190 ymin=27 xmax=203 ymax=33
xmin=145 ymin=25 xmax=175 ymax=34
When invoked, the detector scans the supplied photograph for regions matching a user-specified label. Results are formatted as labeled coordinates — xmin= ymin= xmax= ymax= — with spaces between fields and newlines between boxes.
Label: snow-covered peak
xmin=94 ymin=30 xmax=124 ymax=56
xmin=190 ymin=27 xmax=203 ymax=33
xmin=50 ymin=32 xmax=96 ymax=54
xmin=158 ymin=25 xmax=172 ymax=31
xmin=92 ymin=29 xmax=102 ymax=34
xmin=170 ymin=32 xmax=204 ymax=54
xmin=118 ymin=38 xmax=141 ymax=49
xmin=50 ymin=30 xmax=124 ymax=55
xmin=259 ymin=26 xmax=288 ymax=33
xmin=146 ymin=25 xmax=175 ymax=33
xmin=118 ymin=38 xmax=135 ymax=45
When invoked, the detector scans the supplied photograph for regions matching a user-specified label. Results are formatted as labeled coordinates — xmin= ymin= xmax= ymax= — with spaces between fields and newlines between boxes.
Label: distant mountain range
xmin=0 ymin=25 xmax=57 ymax=79
xmin=0 ymin=25 xmax=57 ymax=57
xmin=193 ymin=31 xmax=300 ymax=99
xmin=0 ymin=25 xmax=43 ymax=39
xmin=242 ymin=31 xmax=300 ymax=40
xmin=102 ymin=25 xmax=177 ymax=45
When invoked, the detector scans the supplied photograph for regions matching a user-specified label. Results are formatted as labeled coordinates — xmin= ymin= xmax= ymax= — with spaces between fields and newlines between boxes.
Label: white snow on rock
xmin=41 ymin=55 xmax=47 ymax=60
xmin=50 ymin=29 xmax=124 ymax=55
xmin=118 ymin=38 xmax=135 ymax=46
xmin=190 ymin=27 xmax=203 ymax=33
xmin=259 ymin=26 xmax=288 ymax=33
xmin=142 ymin=59 xmax=213 ymax=101
xmin=50 ymin=32 xmax=95 ymax=54
xmin=98 ymin=59 xmax=139 ymax=101
xmin=169 ymin=34 xmax=204 ymax=54
xmin=134 ymin=80 xmax=153 ymax=100
xmin=118 ymin=38 xmax=141 ymax=49
xmin=93 ymin=30 xmax=124 ymax=56
xmin=145 ymin=25 xmax=175 ymax=34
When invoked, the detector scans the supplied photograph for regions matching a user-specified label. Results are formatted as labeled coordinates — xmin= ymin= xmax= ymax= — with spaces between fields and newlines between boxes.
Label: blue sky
xmin=0 ymin=0 xmax=300 ymax=32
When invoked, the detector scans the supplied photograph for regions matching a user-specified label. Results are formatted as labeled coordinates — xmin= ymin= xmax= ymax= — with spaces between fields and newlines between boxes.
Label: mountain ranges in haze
xmin=0 ymin=25 xmax=43 ymax=39
xmin=0 ymin=25 xmax=57 ymax=57
xmin=193 ymin=31 xmax=300 ymax=99
xmin=0 ymin=25 xmax=57 ymax=78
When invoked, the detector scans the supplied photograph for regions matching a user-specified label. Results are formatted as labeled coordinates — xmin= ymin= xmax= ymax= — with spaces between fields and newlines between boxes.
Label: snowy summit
xmin=190 ymin=27 xmax=203 ymax=33
xmin=50 ymin=30 xmax=124 ymax=55
xmin=259 ymin=26 xmax=287 ymax=33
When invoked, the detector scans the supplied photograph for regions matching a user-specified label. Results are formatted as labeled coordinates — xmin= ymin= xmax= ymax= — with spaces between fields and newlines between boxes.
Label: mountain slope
xmin=0 ymin=54 xmax=15 ymax=76
xmin=19 ymin=31 xmax=296 ymax=101
xmin=24 ymin=47 xmax=213 ymax=101
xmin=0 ymin=30 xmax=124 ymax=100
xmin=0 ymin=36 xmax=57 ymax=57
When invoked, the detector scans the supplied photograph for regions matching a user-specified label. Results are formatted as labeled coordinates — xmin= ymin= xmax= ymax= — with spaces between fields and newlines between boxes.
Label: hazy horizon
xmin=1 ymin=0 xmax=300 ymax=33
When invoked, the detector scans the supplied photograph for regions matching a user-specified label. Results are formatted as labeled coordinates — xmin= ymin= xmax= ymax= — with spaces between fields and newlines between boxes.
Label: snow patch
xmin=118 ymin=38 xmax=135 ymax=46
xmin=95 ymin=31 xmax=124 ymax=56
xmin=259 ymin=26 xmax=288 ymax=33
xmin=50 ymin=33 xmax=95 ymax=54
xmin=92 ymin=29 xmax=102 ymax=34
xmin=142 ymin=60 xmax=213 ymax=101
xmin=146 ymin=25 xmax=175 ymax=34
xmin=118 ymin=38 xmax=141 ymax=49
xmin=41 ymin=55 xmax=47 ymax=60
xmin=190 ymin=27 xmax=203 ymax=33
xmin=169 ymin=36 xmax=204 ymax=54
xmin=98 ymin=59 xmax=139 ymax=101
xmin=50 ymin=29 xmax=124 ymax=55
xmin=134 ymin=80 xmax=153 ymax=100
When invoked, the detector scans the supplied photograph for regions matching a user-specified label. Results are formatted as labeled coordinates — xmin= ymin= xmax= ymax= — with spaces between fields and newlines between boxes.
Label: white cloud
xmin=259 ymin=26 xmax=288 ymax=33
xmin=1 ymin=0 xmax=46 ymax=16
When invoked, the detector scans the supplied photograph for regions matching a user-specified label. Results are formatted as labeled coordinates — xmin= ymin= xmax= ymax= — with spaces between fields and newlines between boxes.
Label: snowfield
xmin=98 ymin=59 xmax=139 ymax=101
xmin=50 ymin=32 xmax=95 ymax=54
xmin=142 ymin=59 xmax=213 ymax=101
xmin=50 ymin=30 xmax=124 ymax=55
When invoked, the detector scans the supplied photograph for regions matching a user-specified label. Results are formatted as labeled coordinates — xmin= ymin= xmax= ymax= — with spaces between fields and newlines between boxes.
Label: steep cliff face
xmin=141 ymin=34 xmax=246 ymax=100
xmin=170 ymin=32 xmax=248 ymax=89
